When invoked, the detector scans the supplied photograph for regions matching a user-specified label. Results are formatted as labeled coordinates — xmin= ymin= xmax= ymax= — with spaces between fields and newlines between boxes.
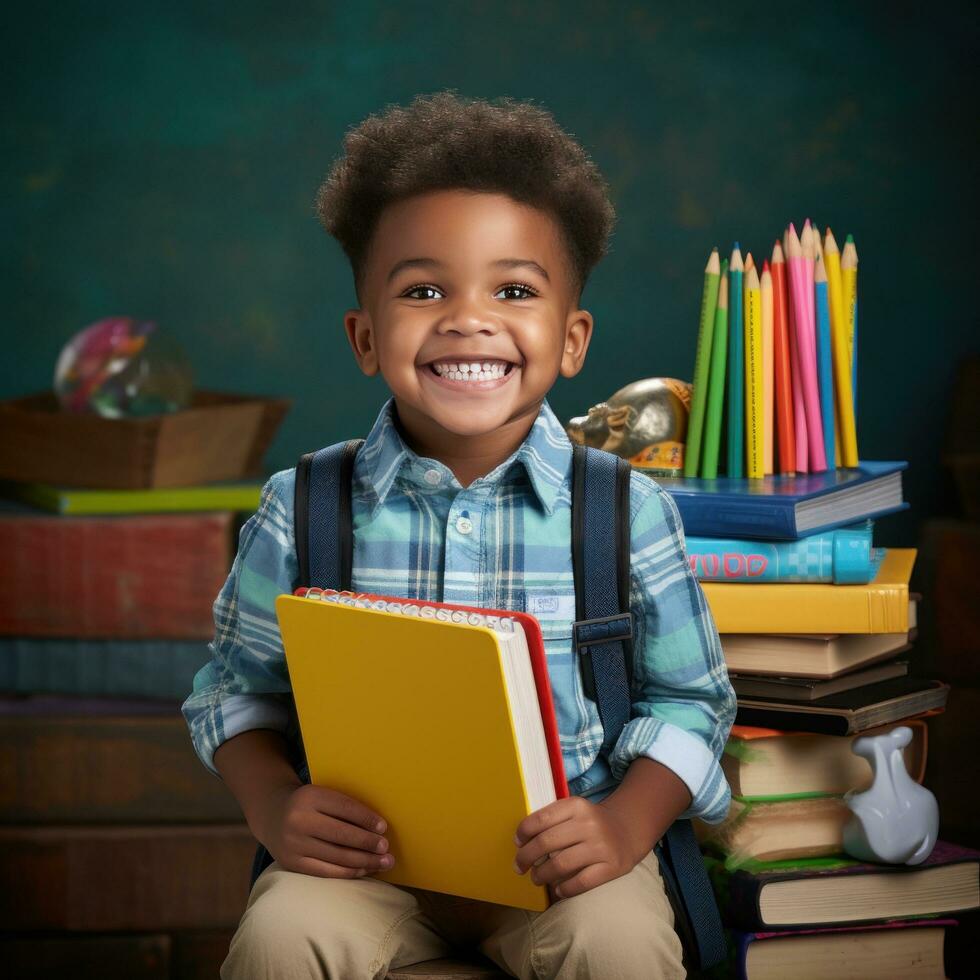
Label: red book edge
xmin=294 ymin=588 xmax=570 ymax=802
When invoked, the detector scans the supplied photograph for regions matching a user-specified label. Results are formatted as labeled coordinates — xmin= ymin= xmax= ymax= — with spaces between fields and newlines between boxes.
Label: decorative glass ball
xmin=53 ymin=317 xmax=193 ymax=417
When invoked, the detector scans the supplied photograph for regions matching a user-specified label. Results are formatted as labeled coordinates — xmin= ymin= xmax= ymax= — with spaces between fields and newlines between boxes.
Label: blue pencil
xmin=814 ymin=253 xmax=836 ymax=468
xmin=726 ymin=244 xmax=744 ymax=478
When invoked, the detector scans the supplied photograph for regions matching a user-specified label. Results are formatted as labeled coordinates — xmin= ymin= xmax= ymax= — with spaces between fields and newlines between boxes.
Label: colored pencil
xmin=761 ymin=260 xmax=774 ymax=475
xmin=770 ymin=241 xmax=796 ymax=474
xmin=823 ymin=228 xmax=859 ymax=466
xmin=701 ymin=260 xmax=729 ymax=479
xmin=683 ymin=248 xmax=721 ymax=477
xmin=727 ymin=244 xmax=745 ymax=478
xmin=744 ymin=261 xmax=764 ymax=478
xmin=842 ymin=233 xmax=859 ymax=409
xmin=814 ymin=250 xmax=836 ymax=469
xmin=786 ymin=224 xmax=827 ymax=471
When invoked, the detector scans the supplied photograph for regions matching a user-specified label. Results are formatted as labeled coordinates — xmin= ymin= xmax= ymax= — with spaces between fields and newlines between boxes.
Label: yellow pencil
xmin=823 ymin=229 xmax=859 ymax=466
xmin=744 ymin=262 xmax=764 ymax=478
xmin=842 ymin=234 xmax=859 ymax=403
xmin=761 ymin=260 xmax=774 ymax=475
xmin=743 ymin=252 xmax=755 ymax=316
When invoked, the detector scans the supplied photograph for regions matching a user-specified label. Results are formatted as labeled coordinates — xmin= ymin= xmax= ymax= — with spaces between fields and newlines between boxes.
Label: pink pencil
xmin=786 ymin=223 xmax=827 ymax=471
xmin=775 ymin=239 xmax=808 ymax=471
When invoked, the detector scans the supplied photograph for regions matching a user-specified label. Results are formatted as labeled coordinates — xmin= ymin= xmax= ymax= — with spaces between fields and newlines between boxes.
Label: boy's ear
xmin=344 ymin=309 xmax=379 ymax=376
xmin=559 ymin=310 xmax=594 ymax=378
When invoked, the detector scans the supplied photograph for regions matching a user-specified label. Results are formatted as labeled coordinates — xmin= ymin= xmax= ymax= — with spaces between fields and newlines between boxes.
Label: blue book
xmin=686 ymin=521 xmax=883 ymax=583
xmin=0 ymin=637 xmax=207 ymax=700
xmin=657 ymin=461 xmax=907 ymax=540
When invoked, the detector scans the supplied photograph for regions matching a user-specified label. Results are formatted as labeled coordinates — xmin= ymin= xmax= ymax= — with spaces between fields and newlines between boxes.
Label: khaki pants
xmin=221 ymin=850 xmax=686 ymax=979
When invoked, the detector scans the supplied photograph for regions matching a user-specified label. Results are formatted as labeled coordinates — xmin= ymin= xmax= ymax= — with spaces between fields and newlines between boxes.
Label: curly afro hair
xmin=315 ymin=90 xmax=616 ymax=305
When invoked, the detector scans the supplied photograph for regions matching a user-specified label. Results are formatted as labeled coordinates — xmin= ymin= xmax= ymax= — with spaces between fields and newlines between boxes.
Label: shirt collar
xmin=357 ymin=397 xmax=572 ymax=517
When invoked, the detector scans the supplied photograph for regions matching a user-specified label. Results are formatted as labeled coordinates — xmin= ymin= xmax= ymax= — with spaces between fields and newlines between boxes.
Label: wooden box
xmin=0 ymin=391 xmax=290 ymax=489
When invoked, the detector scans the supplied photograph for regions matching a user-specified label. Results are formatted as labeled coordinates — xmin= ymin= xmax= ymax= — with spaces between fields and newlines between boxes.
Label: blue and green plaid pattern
xmin=183 ymin=398 xmax=735 ymax=823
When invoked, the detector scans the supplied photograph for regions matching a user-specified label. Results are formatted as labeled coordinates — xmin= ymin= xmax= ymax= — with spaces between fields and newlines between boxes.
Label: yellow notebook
xmin=701 ymin=549 xmax=916 ymax=634
xmin=275 ymin=593 xmax=561 ymax=910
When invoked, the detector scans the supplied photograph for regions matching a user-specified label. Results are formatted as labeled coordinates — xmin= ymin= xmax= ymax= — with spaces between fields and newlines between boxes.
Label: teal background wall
xmin=4 ymin=1 xmax=977 ymax=543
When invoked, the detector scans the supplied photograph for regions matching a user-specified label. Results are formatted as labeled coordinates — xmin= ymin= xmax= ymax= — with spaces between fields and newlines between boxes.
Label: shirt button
xmin=423 ymin=468 xmax=442 ymax=486
xmin=455 ymin=516 xmax=474 ymax=535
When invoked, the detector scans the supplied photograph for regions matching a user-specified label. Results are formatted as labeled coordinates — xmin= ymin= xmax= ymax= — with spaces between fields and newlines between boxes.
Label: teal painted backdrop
xmin=4 ymin=1 xmax=977 ymax=543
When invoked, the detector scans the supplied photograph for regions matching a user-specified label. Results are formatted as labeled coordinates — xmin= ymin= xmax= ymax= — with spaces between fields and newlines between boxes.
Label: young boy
xmin=183 ymin=91 xmax=735 ymax=980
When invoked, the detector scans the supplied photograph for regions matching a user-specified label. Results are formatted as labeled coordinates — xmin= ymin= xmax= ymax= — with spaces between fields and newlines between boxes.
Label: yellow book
xmin=702 ymin=549 xmax=916 ymax=634
xmin=275 ymin=593 xmax=564 ymax=911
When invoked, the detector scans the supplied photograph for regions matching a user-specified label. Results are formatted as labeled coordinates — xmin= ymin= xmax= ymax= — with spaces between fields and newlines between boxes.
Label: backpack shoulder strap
xmin=570 ymin=444 xmax=634 ymax=754
xmin=570 ymin=445 xmax=726 ymax=972
xmin=294 ymin=439 xmax=364 ymax=589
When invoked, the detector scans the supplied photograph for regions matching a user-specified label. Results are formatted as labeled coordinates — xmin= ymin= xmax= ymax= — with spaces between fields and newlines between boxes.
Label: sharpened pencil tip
xmin=845 ymin=233 xmax=854 ymax=244
xmin=788 ymin=222 xmax=797 ymax=234
xmin=733 ymin=241 xmax=740 ymax=250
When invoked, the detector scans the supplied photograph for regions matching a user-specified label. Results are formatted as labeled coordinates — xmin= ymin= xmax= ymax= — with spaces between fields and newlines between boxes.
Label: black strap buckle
xmin=573 ymin=613 xmax=633 ymax=701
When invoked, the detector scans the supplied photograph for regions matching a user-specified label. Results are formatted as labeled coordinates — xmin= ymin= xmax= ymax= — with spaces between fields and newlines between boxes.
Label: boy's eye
xmin=400 ymin=282 xmax=539 ymax=301
xmin=402 ymin=284 xmax=443 ymax=301
xmin=495 ymin=282 xmax=539 ymax=300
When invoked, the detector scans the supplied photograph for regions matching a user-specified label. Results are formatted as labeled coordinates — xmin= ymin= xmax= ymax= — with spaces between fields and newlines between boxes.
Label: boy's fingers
xmin=300 ymin=837 xmax=395 ymax=872
xmin=514 ymin=822 xmax=583 ymax=873
xmin=515 ymin=797 xmax=582 ymax=847
xmin=309 ymin=786 xmax=386 ymax=832
xmin=528 ymin=842 xmax=594 ymax=888
xmin=305 ymin=813 xmax=388 ymax=854
xmin=293 ymin=855 xmax=374 ymax=879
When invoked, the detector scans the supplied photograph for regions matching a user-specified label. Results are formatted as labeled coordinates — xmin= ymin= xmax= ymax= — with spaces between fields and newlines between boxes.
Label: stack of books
xmin=656 ymin=471 xmax=978 ymax=979
xmin=0 ymin=480 xmax=263 ymax=974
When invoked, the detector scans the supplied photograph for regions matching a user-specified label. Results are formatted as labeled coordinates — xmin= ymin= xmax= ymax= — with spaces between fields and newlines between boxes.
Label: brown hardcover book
xmin=0 ymin=824 xmax=255 ymax=930
xmin=1 ymin=934 xmax=171 ymax=980
xmin=0 ymin=509 xmax=231 ymax=639
xmin=0 ymin=701 xmax=241 ymax=823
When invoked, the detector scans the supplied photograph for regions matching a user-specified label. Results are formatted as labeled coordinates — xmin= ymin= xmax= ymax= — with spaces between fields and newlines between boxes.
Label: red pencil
xmin=771 ymin=240 xmax=798 ymax=474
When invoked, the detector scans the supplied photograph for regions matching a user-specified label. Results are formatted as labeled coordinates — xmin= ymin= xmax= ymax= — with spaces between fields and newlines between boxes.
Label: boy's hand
xmin=513 ymin=796 xmax=646 ymax=900
xmin=256 ymin=782 xmax=395 ymax=879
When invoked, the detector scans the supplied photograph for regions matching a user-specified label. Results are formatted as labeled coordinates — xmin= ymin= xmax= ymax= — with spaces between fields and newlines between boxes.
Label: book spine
xmin=701 ymin=579 xmax=909 ymax=633
xmin=0 ymin=638 xmax=208 ymax=700
xmin=0 ymin=713 xmax=241 ymax=823
xmin=0 ymin=824 xmax=255 ymax=930
xmin=663 ymin=492 xmax=799 ymax=539
xmin=303 ymin=589 xmax=519 ymax=633
xmin=686 ymin=523 xmax=878 ymax=583
xmin=0 ymin=513 xmax=231 ymax=638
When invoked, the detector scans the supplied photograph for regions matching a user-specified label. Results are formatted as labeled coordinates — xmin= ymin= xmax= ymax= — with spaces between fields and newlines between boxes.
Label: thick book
xmin=735 ymin=675 xmax=950 ymax=736
xmin=710 ymin=840 xmax=980 ymax=931
xmin=722 ymin=719 xmax=928 ymax=800
xmin=696 ymin=796 xmax=851 ymax=866
xmin=0 ymin=637 xmax=208 ymax=700
xmin=657 ymin=460 xmax=907 ymax=539
xmin=0 ymin=824 xmax=255 ymax=931
xmin=720 ymin=628 xmax=914 ymax=678
xmin=276 ymin=589 xmax=568 ymax=911
xmin=730 ymin=659 xmax=909 ymax=701
xmin=703 ymin=548 xmax=916 ymax=633
xmin=0 ymin=508 xmax=231 ymax=638
xmin=686 ymin=521 xmax=883 ymax=584
xmin=0 ymin=479 xmax=263 ymax=515
xmin=0 ymin=697 xmax=241 ymax=823
xmin=733 ymin=919 xmax=954 ymax=980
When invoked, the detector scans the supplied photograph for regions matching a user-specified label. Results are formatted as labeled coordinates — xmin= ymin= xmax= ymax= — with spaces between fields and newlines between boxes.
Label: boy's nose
xmin=436 ymin=301 xmax=500 ymax=336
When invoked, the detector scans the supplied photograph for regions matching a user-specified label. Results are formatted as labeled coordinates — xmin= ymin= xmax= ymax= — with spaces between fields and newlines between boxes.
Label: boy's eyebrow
xmin=386 ymin=257 xmax=550 ymax=284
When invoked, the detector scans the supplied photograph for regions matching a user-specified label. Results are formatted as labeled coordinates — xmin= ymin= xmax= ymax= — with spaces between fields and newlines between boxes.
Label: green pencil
xmin=701 ymin=259 xmax=729 ymax=478
xmin=683 ymin=248 xmax=722 ymax=477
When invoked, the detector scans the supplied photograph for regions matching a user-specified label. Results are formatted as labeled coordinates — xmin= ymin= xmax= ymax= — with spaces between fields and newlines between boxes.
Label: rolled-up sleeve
xmin=607 ymin=474 xmax=737 ymax=824
xmin=182 ymin=468 xmax=299 ymax=776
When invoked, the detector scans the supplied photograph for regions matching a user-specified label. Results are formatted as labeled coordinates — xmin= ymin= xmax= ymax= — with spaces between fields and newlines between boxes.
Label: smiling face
xmin=344 ymin=190 xmax=593 ymax=479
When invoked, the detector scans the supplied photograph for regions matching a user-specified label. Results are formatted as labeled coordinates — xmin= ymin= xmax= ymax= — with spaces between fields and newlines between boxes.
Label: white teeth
xmin=430 ymin=360 xmax=511 ymax=382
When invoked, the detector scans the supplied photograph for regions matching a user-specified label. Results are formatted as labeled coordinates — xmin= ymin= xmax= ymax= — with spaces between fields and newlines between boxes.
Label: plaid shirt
xmin=183 ymin=398 xmax=735 ymax=822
